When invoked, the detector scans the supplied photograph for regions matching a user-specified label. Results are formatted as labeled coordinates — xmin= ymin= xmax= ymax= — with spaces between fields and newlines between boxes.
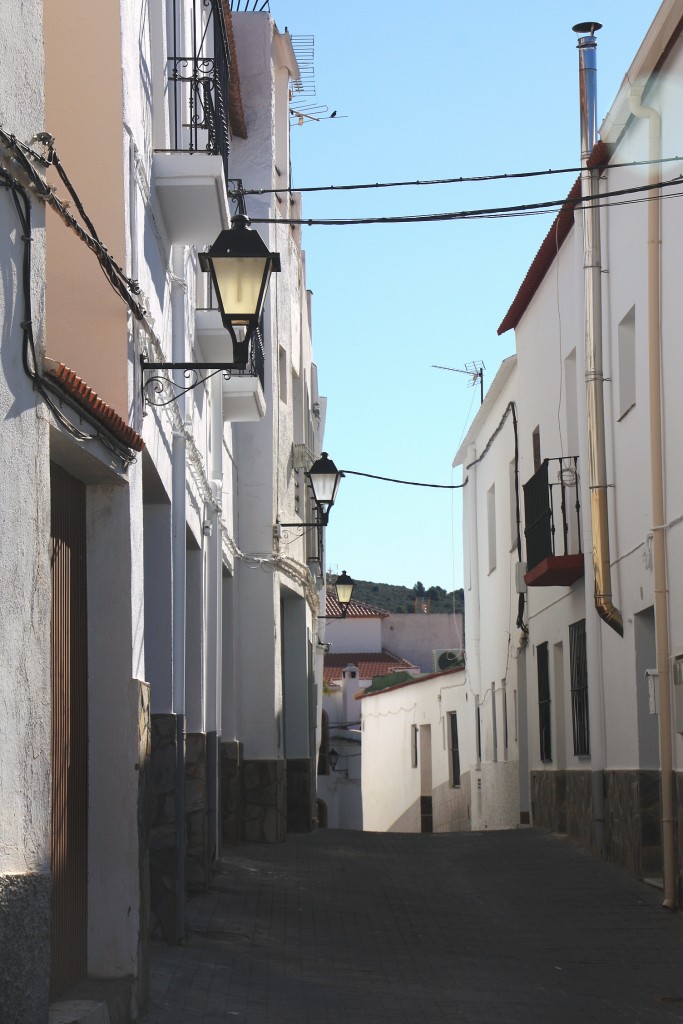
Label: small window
xmin=570 ymin=619 xmax=590 ymax=756
xmin=411 ymin=724 xmax=418 ymax=768
xmin=537 ymin=642 xmax=552 ymax=762
xmin=448 ymin=713 xmax=461 ymax=787
xmin=491 ymin=682 xmax=498 ymax=763
xmin=618 ymin=306 xmax=636 ymax=419
xmin=279 ymin=344 xmax=288 ymax=403
xmin=509 ymin=459 xmax=518 ymax=550
xmin=532 ymin=426 xmax=542 ymax=473
xmin=487 ymin=484 xmax=496 ymax=573
xmin=475 ymin=701 xmax=482 ymax=764
xmin=502 ymin=682 xmax=509 ymax=755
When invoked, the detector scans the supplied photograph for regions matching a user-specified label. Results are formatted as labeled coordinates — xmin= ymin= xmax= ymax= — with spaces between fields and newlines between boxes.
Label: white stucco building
xmin=0 ymin=2 xmax=328 ymax=1020
xmin=454 ymin=0 xmax=683 ymax=905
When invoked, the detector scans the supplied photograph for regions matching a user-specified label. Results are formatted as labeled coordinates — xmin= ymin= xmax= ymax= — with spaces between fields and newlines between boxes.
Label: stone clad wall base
xmin=531 ymin=769 xmax=664 ymax=880
xmin=286 ymin=758 xmax=316 ymax=833
xmin=242 ymin=759 xmax=287 ymax=843
xmin=432 ymin=772 xmax=472 ymax=833
xmin=0 ymin=872 xmax=51 ymax=1024
xmin=221 ymin=740 xmax=244 ymax=845
xmin=675 ymin=773 xmax=683 ymax=898
xmin=185 ymin=733 xmax=208 ymax=891
xmin=136 ymin=682 xmax=151 ymax=1013
xmin=150 ymin=713 xmax=181 ymax=941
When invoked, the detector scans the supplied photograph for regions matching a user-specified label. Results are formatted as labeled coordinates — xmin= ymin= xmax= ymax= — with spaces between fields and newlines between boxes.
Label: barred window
xmin=569 ymin=619 xmax=590 ymax=756
xmin=448 ymin=713 xmax=461 ymax=787
xmin=537 ymin=642 xmax=552 ymax=762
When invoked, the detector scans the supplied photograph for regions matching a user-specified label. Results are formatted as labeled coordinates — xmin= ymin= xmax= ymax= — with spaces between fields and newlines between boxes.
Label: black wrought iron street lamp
xmin=319 ymin=570 xmax=356 ymax=620
xmin=278 ymin=452 xmax=343 ymax=531
xmin=333 ymin=570 xmax=355 ymax=611
xmin=141 ymin=215 xmax=280 ymax=404
xmin=306 ymin=452 xmax=342 ymax=525
xmin=198 ymin=215 xmax=281 ymax=363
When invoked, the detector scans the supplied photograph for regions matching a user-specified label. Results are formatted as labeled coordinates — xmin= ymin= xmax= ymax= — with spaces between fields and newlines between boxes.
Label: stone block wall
xmin=136 ymin=681 xmax=151 ymax=1011
xmin=221 ymin=740 xmax=244 ymax=845
xmin=286 ymin=758 xmax=315 ymax=833
xmin=243 ymin=759 xmax=287 ymax=843
xmin=532 ymin=768 xmax=664 ymax=881
xmin=185 ymin=733 xmax=208 ymax=891
xmin=150 ymin=713 xmax=181 ymax=941
xmin=604 ymin=770 xmax=661 ymax=878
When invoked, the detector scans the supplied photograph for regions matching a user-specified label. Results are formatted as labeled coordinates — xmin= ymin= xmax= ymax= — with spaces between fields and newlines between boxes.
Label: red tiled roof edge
xmin=355 ymin=664 xmax=466 ymax=700
xmin=497 ymin=140 xmax=611 ymax=336
xmin=325 ymin=593 xmax=389 ymax=618
xmin=45 ymin=362 xmax=145 ymax=453
xmin=221 ymin=1 xmax=248 ymax=140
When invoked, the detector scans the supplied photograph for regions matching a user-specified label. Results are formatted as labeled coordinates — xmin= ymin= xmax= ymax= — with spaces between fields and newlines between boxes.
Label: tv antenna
xmin=432 ymin=360 xmax=485 ymax=404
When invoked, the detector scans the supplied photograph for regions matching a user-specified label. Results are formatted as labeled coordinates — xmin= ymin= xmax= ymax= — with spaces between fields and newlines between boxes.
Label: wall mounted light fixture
xmin=142 ymin=216 xmax=280 ymax=406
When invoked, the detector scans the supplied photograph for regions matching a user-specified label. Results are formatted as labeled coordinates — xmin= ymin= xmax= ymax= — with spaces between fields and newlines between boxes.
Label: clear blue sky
xmin=269 ymin=0 xmax=662 ymax=591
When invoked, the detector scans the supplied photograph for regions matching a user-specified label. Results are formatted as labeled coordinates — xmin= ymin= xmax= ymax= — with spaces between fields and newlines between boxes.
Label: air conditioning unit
xmin=433 ymin=648 xmax=465 ymax=673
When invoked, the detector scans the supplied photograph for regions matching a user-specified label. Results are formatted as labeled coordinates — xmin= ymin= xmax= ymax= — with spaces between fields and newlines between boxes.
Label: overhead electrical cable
xmin=341 ymin=469 xmax=466 ymax=489
xmin=233 ymin=154 xmax=683 ymax=197
xmin=248 ymin=175 xmax=683 ymax=227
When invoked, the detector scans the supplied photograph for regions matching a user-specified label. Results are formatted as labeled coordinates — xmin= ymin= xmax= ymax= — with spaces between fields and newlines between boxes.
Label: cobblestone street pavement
xmin=141 ymin=828 xmax=683 ymax=1024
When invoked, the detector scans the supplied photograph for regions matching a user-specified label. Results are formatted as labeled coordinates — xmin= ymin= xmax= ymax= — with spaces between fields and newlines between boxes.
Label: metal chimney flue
xmin=573 ymin=20 xmax=623 ymax=637
xmin=573 ymin=23 xmax=602 ymax=158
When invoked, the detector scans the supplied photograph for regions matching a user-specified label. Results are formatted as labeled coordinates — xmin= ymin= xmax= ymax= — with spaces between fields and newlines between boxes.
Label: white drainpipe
xmin=628 ymin=85 xmax=675 ymax=910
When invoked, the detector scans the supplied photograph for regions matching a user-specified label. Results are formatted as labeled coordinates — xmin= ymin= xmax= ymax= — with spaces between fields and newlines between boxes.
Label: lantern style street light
xmin=198 ymin=215 xmax=281 ymax=364
xmin=141 ymin=215 xmax=280 ymax=405
xmin=306 ymin=452 xmax=343 ymax=525
xmin=333 ymin=570 xmax=355 ymax=611
xmin=318 ymin=570 xmax=356 ymax=620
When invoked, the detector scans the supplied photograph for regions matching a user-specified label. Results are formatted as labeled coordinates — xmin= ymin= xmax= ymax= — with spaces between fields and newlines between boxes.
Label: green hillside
xmin=339 ymin=577 xmax=464 ymax=615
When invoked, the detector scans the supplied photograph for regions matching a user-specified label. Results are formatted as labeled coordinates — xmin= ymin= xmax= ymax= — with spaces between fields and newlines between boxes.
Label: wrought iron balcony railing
xmin=523 ymin=457 xmax=584 ymax=586
xmin=165 ymin=0 xmax=231 ymax=182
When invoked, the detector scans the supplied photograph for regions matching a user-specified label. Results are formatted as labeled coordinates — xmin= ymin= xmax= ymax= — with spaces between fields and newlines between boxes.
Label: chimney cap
xmin=572 ymin=22 xmax=602 ymax=35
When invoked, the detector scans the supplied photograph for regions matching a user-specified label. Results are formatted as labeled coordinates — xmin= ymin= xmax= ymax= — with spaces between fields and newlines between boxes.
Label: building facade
xmin=0 ymin=2 xmax=327 ymax=1020
xmin=455 ymin=0 xmax=683 ymax=905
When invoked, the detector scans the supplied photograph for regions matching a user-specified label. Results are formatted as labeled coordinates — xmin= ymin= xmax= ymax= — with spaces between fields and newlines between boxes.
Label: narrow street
xmin=142 ymin=828 xmax=683 ymax=1024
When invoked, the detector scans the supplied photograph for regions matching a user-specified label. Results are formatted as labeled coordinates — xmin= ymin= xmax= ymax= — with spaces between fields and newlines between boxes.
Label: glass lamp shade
xmin=334 ymin=570 xmax=355 ymax=607
xmin=200 ymin=216 xmax=281 ymax=332
xmin=307 ymin=452 xmax=342 ymax=511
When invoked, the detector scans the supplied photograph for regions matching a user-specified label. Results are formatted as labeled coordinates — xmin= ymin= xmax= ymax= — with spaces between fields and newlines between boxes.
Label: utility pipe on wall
xmin=171 ymin=246 xmax=187 ymax=939
xmin=574 ymin=23 xmax=623 ymax=637
xmin=628 ymin=85 xmax=676 ymax=910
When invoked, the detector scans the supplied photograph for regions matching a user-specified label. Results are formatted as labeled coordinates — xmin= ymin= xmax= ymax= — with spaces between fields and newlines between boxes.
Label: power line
xmin=233 ymin=155 xmax=683 ymax=197
xmin=342 ymin=469 xmax=466 ymax=489
xmin=248 ymin=175 xmax=683 ymax=227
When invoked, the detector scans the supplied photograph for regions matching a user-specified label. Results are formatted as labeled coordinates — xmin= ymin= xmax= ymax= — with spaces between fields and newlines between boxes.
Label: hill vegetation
xmin=339 ymin=577 xmax=464 ymax=615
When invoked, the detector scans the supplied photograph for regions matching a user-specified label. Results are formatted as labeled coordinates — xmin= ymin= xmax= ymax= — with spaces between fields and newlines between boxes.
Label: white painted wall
xmin=381 ymin=613 xmax=464 ymax=673
xmin=325 ymin=615 xmax=384 ymax=654
xmin=0 ymin=0 xmax=51 ymax=880
xmin=361 ymin=671 xmax=482 ymax=833
xmin=462 ymin=2 xmax=683 ymax=844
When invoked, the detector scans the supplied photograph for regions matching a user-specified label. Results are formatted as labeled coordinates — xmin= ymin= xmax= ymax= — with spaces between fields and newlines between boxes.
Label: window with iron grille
xmin=448 ymin=712 xmax=461 ymax=787
xmin=569 ymin=619 xmax=590 ymax=756
xmin=475 ymin=701 xmax=482 ymax=764
xmin=536 ymin=642 xmax=552 ymax=762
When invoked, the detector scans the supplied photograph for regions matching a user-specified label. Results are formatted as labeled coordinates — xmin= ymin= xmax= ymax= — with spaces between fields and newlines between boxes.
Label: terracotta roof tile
xmin=325 ymin=592 xmax=388 ymax=619
xmin=323 ymin=649 xmax=419 ymax=685
xmin=45 ymin=361 xmax=145 ymax=453
xmin=221 ymin=2 xmax=247 ymax=140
